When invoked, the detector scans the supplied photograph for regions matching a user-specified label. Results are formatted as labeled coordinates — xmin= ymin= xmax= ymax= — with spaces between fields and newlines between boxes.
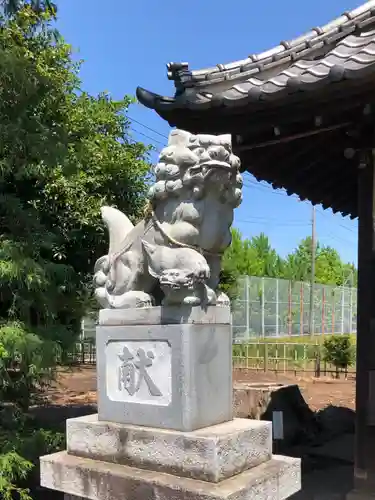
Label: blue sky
xmin=56 ymin=0 xmax=360 ymax=264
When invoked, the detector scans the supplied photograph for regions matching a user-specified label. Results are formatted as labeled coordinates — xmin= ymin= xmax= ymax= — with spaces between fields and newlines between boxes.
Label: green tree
xmin=220 ymin=229 xmax=284 ymax=300
xmin=0 ymin=5 xmax=150 ymax=496
xmin=283 ymin=237 xmax=315 ymax=282
xmin=221 ymin=230 xmax=357 ymax=301
xmin=323 ymin=335 xmax=355 ymax=378
xmin=220 ymin=229 xmax=251 ymax=301
xmin=0 ymin=7 xmax=149 ymax=355
xmin=0 ymin=0 xmax=56 ymax=16
xmin=315 ymin=246 xmax=344 ymax=285
xmin=249 ymin=233 xmax=283 ymax=277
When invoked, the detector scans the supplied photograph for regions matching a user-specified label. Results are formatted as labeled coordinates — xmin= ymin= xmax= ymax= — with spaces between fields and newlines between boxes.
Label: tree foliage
xmin=0 ymin=5 xmax=150 ymax=496
xmin=323 ymin=335 xmax=355 ymax=378
xmin=220 ymin=229 xmax=357 ymax=300
xmin=0 ymin=6 xmax=150 ymax=345
xmin=0 ymin=0 xmax=56 ymax=16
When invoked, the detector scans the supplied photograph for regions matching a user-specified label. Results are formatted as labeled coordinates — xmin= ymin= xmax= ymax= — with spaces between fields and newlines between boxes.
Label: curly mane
xmin=147 ymin=129 xmax=242 ymax=208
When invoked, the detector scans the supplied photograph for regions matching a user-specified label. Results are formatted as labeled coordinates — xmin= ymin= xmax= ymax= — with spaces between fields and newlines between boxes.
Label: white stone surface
xmin=96 ymin=321 xmax=232 ymax=431
xmin=93 ymin=129 xmax=243 ymax=309
xmin=66 ymin=414 xmax=272 ymax=482
xmin=99 ymin=305 xmax=231 ymax=326
xmin=40 ymin=451 xmax=301 ymax=500
xmin=105 ymin=340 xmax=172 ymax=406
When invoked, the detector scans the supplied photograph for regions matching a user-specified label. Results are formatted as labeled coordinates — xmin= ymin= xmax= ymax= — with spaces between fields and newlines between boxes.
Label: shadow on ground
xmin=292 ymin=461 xmax=353 ymax=499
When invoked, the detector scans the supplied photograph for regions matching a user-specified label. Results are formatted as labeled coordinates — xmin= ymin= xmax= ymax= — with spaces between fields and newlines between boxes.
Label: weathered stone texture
xmin=66 ymin=414 xmax=272 ymax=483
xmin=96 ymin=321 xmax=232 ymax=432
xmin=41 ymin=451 xmax=301 ymax=500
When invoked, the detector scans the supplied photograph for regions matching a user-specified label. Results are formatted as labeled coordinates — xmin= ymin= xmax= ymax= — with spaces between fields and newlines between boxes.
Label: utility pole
xmin=308 ymin=205 xmax=316 ymax=336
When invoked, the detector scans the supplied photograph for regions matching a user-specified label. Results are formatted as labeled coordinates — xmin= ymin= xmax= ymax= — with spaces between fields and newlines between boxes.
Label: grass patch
xmin=246 ymin=333 xmax=357 ymax=345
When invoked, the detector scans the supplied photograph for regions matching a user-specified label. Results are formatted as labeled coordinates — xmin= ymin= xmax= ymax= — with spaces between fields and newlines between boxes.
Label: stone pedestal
xmin=96 ymin=306 xmax=233 ymax=431
xmin=41 ymin=415 xmax=300 ymax=500
xmin=40 ymin=306 xmax=301 ymax=500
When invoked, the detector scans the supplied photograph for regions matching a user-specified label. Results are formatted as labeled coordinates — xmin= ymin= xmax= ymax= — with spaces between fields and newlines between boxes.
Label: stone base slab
xmin=41 ymin=451 xmax=301 ymax=500
xmin=99 ymin=306 xmax=231 ymax=326
xmin=66 ymin=414 xmax=272 ymax=483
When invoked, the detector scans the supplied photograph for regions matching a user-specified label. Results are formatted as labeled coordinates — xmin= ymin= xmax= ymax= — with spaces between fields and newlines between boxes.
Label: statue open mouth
xmin=200 ymin=160 xmax=232 ymax=170
xmin=159 ymin=271 xmax=195 ymax=290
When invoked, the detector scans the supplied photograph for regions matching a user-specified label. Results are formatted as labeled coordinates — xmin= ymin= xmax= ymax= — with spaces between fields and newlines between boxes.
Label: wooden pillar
xmin=351 ymin=150 xmax=375 ymax=497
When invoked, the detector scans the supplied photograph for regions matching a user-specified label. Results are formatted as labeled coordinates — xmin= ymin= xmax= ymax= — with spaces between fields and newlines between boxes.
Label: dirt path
xmin=45 ymin=366 xmax=357 ymax=500
xmin=49 ymin=366 xmax=356 ymax=411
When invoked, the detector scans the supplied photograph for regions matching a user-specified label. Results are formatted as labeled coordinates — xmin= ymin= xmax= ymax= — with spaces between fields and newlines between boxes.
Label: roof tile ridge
xmin=167 ymin=1 xmax=375 ymax=86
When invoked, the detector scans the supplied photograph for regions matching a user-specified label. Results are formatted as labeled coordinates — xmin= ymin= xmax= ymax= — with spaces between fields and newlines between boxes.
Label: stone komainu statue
xmin=94 ymin=129 xmax=243 ymax=308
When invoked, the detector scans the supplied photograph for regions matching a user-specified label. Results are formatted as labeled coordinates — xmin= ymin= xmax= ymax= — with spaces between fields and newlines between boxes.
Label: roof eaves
xmin=168 ymin=0 xmax=375 ymax=89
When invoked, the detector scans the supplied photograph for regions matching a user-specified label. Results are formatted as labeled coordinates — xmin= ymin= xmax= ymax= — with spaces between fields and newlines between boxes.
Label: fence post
xmin=341 ymin=287 xmax=345 ymax=334
xmin=349 ymin=287 xmax=353 ymax=334
xmin=245 ymin=276 xmax=250 ymax=340
xmin=300 ymin=283 xmax=303 ymax=335
xmin=312 ymin=285 xmax=315 ymax=335
xmin=288 ymin=281 xmax=292 ymax=336
xmin=80 ymin=318 xmax=85 ymax=342
xmin=263 ymin=343 xmax=268 ymax=372
xmin=315 ymin=347 xmax=321 ymax=378
xmin=275 ymin=278 xmax=279 ymax=337
xmin=261 ymin=277 xmax=265 ymax=338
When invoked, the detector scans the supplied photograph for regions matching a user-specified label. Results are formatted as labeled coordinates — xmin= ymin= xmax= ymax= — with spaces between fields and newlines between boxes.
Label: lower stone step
xmin=40 ymin=450 xmax=301 ymax=500
xmin=66 ymin=414 xmax=273 ymax=483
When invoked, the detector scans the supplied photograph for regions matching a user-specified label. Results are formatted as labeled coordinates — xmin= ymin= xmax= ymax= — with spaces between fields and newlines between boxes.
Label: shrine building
xmin=137 ymin=2 xmax=375 ymax=497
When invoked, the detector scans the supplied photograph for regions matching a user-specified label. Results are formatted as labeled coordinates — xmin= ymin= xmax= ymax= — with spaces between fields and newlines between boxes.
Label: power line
xmin=320 ymin=233 xmax=356 ymax=246
xmin=243 ymin=178 xmax=358 ymax=240
xmin=129 ymin=127 xmax=166 ymax=148
xmin=237 ymin=217 xmax=308 ymax=227
xmin=243 ymin=180 xmax=299 ymax=199
xmin=127 ymin=115 xmax=169 ymax=140
xmin=239 ymin=215 xmax=307 ymax=223
xmin=316 ymin=207 xmax=357 ymax=234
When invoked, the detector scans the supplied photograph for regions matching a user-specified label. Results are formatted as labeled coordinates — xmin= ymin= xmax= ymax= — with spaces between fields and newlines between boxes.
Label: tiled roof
xmin=136 ymin=2 xmax=375 ymax=218
xmin=136 ymin=1 xmax=375 ymax=111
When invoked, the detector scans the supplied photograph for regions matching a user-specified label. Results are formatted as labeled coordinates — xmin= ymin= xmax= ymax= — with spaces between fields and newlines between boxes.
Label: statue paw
xmin=107 ymin=290 xmax=154 ymax=309
xmin=95 ymin=287 xmax=111 ymax=308
xmin=182 ymin=295 xmax=202 ymax=305
xmin=216 ymin=292 xmax=230 ymax=307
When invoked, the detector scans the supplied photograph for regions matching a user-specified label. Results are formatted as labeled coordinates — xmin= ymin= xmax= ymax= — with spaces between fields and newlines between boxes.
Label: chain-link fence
xmin=232 ymin=276 xmax=357 ymax=341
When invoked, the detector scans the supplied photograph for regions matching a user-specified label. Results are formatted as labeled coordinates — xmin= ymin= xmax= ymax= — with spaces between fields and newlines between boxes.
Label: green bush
xmin=323 ymin=334 xmax=355 ymax=378
xmin=0 ymin=324 xmax=58 ymax=411
xmin=0 ymin=452 xmax=33 ymax=500
xmin=0 ymin=396 xmax=65 ymax=499
xmin=0 ymin=334 xmax=64 ymax=498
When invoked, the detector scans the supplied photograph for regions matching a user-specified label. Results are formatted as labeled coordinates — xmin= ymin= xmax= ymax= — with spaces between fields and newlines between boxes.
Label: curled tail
xmin=101 ymin=206 xmax=134 ymax=255
xmin=94 ymin=206 xmax=135 ymax=308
